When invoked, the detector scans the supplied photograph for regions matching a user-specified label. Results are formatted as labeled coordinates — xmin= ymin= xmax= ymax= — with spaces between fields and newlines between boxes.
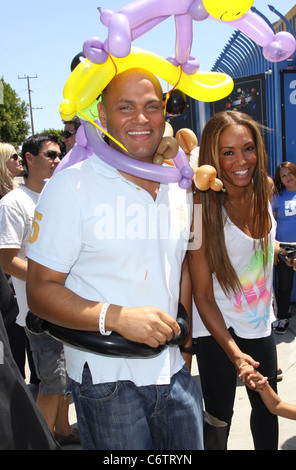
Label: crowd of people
xmin=0 ymin=68 xmax=296 ymax=451
xmin=0 ymin=124 xmax=80 ymax=448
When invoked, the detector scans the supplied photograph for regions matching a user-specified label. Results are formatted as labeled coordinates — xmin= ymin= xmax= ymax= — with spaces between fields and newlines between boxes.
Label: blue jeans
xmin=70 ymin=364 xmax=204 ymax=450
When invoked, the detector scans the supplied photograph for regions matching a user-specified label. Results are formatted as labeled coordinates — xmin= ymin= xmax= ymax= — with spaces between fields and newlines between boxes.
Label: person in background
xmin=189 ymin=110 xmax=278 ymax=450
xmin=61 ymin=116 xmax=81 ymax=153
xmin=0 ymin=134 xmax=79 ymax=445
xmin=0 ymin=263 xmax=59 ymax=450
xmin=272 ymin=161 xmax=296 ymax=335
xmin=0 ymin=141 xmax=37 ymax=386
xmin=0 ymin=142 xmax=23 ymax=198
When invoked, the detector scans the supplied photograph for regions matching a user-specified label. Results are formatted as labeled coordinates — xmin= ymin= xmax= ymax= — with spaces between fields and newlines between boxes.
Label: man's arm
xmin=26 ymin=259 xmax=180 ymax=348
xmin=0 ymin=248 xmax=27 ymax=281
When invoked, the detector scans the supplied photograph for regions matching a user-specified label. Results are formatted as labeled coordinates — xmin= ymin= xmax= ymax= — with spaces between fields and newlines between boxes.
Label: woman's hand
xmin=238 ymin=362 xmax=268 ymax=391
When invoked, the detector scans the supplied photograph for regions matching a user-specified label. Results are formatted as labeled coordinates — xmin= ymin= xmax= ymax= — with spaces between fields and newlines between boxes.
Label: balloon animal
xmin=26 ymin=303 xmax=190 ymax=358
xmin=175 ymin=128 xmax=223 ymax=191
xmin=60 ymin=47 xmax=234 ymax=123
xmin=92 ymin=0 xmax=296 ymax=74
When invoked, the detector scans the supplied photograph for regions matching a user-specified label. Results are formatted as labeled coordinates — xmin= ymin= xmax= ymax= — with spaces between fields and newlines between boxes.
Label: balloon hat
xmin=98 ymin=0 xmax=296 ymax=68
xmin=60 ymin=47 xmax=233 ymax=122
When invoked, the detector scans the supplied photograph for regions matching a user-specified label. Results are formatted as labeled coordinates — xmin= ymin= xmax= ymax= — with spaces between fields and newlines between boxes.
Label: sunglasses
xmin=40 ymin=150 xmax=62 ymax=159
xmin=62 ymin=130 xmax=75 ymax=139
xmin=10 ymin=153 xmax=19 ymax=161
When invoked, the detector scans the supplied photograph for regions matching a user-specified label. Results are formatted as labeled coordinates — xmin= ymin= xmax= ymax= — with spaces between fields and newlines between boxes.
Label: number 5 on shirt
xmin=29 ymin=211 xmax=43 ymax=244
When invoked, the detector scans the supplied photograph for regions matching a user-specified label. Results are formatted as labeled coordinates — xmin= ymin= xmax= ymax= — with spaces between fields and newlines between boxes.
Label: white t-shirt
xmin=0 ymin=185 xmax=39 ymax=326
xmin=27 ymin=154 xmax=193 ymax=386
xmin=193 ymin=205 xmax=276 ymax=339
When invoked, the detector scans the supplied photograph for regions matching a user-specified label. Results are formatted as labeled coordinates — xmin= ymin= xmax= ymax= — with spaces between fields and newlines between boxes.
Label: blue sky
xmin=0 ymin=0 xmax=294 ymax=133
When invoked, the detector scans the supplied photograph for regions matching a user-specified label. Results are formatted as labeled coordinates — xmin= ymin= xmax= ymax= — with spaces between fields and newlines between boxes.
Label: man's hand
xmin=107 ymin=305 xmax=181 ymax=348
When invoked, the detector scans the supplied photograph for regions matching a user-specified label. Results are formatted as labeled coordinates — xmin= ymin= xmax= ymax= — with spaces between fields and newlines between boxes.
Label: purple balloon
xmin=83 ymin=37 xmax=108 ymax=64
xmin=130 ymin=16 xmax=170 ymax=40
xmin=118 ymin=0 xmax=190 ymax=22
xmin=181 ymin=166 xmax=194 ymax=179
xmin=166 ymin=54 xmax=199 ymax=74
xmin=188 ymin=0 xmax=209 ymax=21
xmin=53 ymin=124 xmax=93 ymax=175
xmin=175 ymin=13 xmax=193 ymax=64
xmin=84 ymin=122 xmax=193 ymax=188
xmin=108 ymin=13 xmax=131 ymax=58
xmin=263 ymin=32 xmax=296 ymax=62
xmin=179 ymin=177 xmax=193 ymax=189
xmin=218 ymin=10 xmax=274 ymax=47
xmin=97 ymin=1 xmax=296 ymax=75
xmin=101 ymin=0 xmax=195 ymax=71
xmin=99 ymin=8 xmax=114 ymax=26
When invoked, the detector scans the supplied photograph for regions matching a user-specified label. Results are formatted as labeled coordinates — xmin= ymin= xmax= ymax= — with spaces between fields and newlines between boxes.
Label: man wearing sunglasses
xmin=61 ymin=116 xmax=80 ymax=153
xmin=0 ymin=135 xmax=79 ymax=445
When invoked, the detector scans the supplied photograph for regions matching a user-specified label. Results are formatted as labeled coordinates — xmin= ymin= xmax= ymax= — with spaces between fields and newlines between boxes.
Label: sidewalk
xmin=26 ymin=314 xmax=296 ymax=451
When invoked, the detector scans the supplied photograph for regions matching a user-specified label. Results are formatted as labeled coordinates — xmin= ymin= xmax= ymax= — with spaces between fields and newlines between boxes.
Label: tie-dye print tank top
xmin=194 ymin=203 xmax=276 ymax=339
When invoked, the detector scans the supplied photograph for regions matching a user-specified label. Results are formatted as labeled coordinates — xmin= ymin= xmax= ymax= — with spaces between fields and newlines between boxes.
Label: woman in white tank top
xmin=188 ymin=111 xmax=278 ymax=450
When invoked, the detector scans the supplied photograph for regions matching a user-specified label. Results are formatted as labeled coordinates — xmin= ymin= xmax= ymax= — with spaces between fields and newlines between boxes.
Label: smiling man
xmin=26 ymin=69 xmax=204 ymax=450
xmin=98 ymin=69 xmax=165 ymax=160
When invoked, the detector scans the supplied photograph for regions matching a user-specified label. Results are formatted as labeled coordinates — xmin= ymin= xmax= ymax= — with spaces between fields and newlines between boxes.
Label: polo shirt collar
xmin=89 ymin=152 xmax=123 ymax=179
xmin=88 ymin=153 xmax=170 ymax=196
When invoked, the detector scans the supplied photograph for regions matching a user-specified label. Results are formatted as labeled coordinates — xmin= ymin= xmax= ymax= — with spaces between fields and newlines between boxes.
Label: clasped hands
xmin=238 ymin=362 xmax=268 ymax=391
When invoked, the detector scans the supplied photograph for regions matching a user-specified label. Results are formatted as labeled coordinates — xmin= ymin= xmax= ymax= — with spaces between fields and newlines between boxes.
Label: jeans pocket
xmin=78 ymin=369 xmax=121 ymax=403
xmin=179 ymin=363 xmax=190 ymax=376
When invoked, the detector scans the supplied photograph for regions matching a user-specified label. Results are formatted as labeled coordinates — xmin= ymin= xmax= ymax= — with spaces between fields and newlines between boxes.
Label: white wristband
xmin=99 ymin=303 xmax=112 ymax=336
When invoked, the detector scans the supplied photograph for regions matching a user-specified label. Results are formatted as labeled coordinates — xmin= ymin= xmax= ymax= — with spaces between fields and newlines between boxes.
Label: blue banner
xmin=281 ymin=70 xmax=296 ymax=164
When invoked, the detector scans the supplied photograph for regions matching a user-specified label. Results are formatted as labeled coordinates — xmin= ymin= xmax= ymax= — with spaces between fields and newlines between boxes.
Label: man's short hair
xmin=62 ymin=116 xmax=81 ymax=131
xmin=22 ymin=134 xmax=59 ymax=174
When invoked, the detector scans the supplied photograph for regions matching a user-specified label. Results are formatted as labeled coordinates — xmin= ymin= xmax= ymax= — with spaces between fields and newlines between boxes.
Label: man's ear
xmin=25 ymin=152 xmax=34 ymax=168
xmin=97 ymin=102 xmax=107 ymax=128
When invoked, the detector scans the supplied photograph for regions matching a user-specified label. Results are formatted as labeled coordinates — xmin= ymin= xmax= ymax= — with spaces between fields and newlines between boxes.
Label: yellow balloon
xmin=203 ymin=0 xmax=254 ymax=21
xmin=60 ymin=47 xmax=233 ymax=121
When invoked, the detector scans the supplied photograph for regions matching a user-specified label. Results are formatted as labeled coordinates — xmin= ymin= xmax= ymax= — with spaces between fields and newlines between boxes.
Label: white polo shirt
xmin=27 ymin=154 xmax=192 ymax=385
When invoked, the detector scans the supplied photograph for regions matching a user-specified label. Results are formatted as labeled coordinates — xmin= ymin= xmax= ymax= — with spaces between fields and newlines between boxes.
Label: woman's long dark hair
xmin=197 ymin=110 xmax=271 ymax=296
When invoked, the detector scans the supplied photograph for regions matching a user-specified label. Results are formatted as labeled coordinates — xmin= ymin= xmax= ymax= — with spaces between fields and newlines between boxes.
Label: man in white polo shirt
xmin=26 ymin=68 xmax=203 ymax=450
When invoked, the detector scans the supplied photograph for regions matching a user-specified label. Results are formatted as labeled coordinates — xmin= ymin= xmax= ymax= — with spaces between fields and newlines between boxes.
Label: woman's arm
xmin=179 ymin=253 xmax=193 ymax=369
